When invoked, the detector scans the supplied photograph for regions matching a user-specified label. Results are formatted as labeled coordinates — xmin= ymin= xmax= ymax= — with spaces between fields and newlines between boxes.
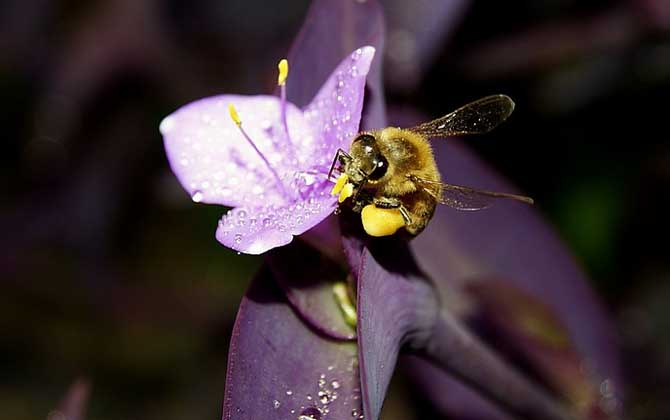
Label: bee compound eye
xmin=354 ymin=134 xmax=375 ymax=144
xmin=368 ymin=154 xmax=388 ymax=180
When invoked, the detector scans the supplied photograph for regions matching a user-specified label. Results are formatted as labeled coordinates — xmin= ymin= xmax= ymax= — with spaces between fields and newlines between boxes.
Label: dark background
xmin=1 ymin=1 xmax=668 ymax=419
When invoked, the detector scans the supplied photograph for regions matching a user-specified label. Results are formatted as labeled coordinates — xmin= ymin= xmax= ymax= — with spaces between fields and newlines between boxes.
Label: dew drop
xmin=262 ymin=218 xmax=272 ymax=227
xmin=159 ymin=116 xmax=175 ymax=134
xmin=191 ymin=191 xmax=203 ymax=202
xmin=298 ymin=407 xmax=322 ymax=420
xmin=318 ymin=390 xmax=330 ymax=404
xmin=234 ymin=234 xmax=243 ymax=244
xmin=286 ymin=390 xmax=293 ymax=396
xmin=273 ymin=399 xmax=281 ymax=409
xmin=331 ymin=380 xmax=341 ymax=389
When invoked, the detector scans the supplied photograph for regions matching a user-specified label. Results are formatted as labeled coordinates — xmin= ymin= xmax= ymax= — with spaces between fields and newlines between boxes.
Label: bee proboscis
xmin=329 ymin=94 xmax=534 ymax=237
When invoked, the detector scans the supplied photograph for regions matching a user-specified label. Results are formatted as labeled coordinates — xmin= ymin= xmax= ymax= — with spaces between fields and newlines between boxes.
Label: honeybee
xmin=329 ymin=95 xmax=534 ymax=237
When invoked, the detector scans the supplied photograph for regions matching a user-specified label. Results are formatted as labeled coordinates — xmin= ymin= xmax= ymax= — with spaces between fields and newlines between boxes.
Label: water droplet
xmin=180 ymin=158 xmax=189 ymax=166
xmin=286 ymin=390 xmax=293 ymax=396
xmin=327 ymin=365 xmax=335 ymax=371
xmin=191 ymin=191 xmax=203 ymax=202
xmin=298 ymin=407 xmax=322 ymax=420
xmin=331 ymin=380 xmax=340 ymax=389
xmin=234 ymin=234 xmax=243 ymax=244
xmin=159 ymin=116 xmax=175 ymax=134
xmin=273 ymin=399 xmax=281 ymax=409
xmin=237 ymin=209 xmax=247 ymax=218
xmin=262 ymin=218 xmax=272 ymax=227
xmin=318 ymin=390 xmax=330 ymax=404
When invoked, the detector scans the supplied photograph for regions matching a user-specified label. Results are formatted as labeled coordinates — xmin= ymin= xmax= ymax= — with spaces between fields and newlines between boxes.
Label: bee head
xmin=349 ymin=133 xmax=389 ymax=183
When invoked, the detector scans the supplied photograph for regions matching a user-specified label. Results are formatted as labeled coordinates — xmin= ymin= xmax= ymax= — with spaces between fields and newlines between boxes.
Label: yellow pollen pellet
xmin=228 ymin=104 xmax=241 ymax=126
xmin=277 ymin=59 xmax=289 ymax=86
xmin=361 ymin=204 xmax=405 ymax=237
xmin=338 ymin=183 xmax=354 ymax=203
xmin=330 ymin=174 xmax=349 ymax=196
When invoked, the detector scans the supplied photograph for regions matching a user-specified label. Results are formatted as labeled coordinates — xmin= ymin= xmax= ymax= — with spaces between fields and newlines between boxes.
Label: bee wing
xmin=409 ymin=95 xmax=515 ymax=138
xmin=411 ymin=176 xmax=534 ymax=211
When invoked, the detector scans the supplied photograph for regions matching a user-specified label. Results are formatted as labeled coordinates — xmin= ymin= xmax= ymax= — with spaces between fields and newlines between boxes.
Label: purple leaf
xmin=352 ymin=238 xmax=438 ymax=420
xmin=381 ymin=0 xmax=470 ymax=92
xmin=412 ymin=138 xmax=622 ymax=394
xmin=287 ymin=0 xmax=386 ymax=113
xmin=51 ymin=378 xmax=90 ymax=420
xmin=222 ymin=266 xmax=362 ymax=420
xmin=466 ymin=278 xmax=617 ymax=418
xmin=268 ymin=240 xmax=356 ymax=341
xmin=382 ymin=106 xmax=622 ymax=417
xmin=348 ymin=234 xmax=573 ymax=420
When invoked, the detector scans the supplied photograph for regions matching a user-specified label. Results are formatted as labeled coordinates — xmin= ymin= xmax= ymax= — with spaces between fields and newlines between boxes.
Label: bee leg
xmin=328 ymin=148 xmax=352 ymax=181
xmin=372 ymin=197 xmax=413 ymax=225
xmin=373 ymin=196 xmax=400 ymax=208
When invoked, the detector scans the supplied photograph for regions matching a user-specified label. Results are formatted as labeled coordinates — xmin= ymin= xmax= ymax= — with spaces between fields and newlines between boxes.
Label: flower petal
xmin=301 ymin=47 xmax=376 ymax=168
xmin=222 ymin=266 xmax=362 ymax=419
xmin=215 ymin=190 xmax=336 ymax=255
xmin=161 ymin=94 xmax=313 ymax=207
xmin=286 ymin=0 xmax=386 ymax=108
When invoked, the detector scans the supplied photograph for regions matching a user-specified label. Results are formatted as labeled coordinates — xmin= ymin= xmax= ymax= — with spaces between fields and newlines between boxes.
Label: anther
xmin=277 ymin=59 xmax=289 ymax=86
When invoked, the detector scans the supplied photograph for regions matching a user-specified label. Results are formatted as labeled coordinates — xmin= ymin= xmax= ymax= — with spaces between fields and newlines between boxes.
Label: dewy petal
xmin=222 ymin=266 xmax=362 ymax=419
xmin=215 ymin=191 xmax=336 ymax=255
xmin=161 ymin=95 xmax=312 ymax=207
xmin=301 ymin=46 xmax=376 ymax=169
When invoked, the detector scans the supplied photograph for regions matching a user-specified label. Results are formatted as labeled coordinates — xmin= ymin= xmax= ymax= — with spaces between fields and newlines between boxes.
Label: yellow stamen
xmin=228 ymin=104 xmax=241 ymax=126
xmin=333 ymin=282 xmax=357 ymax=328
xmin=330 ymin=174 xmax=349 ymax=195
xmin=277 ymin=58 xmax=289 ymax=86
xmin=338 ymin=183 xmax=354 ymax=203
xmin=361 ymin=204 xmax=406 ymax=237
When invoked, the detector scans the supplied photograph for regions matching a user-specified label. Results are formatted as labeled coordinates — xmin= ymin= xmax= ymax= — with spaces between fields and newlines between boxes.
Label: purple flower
xmin=160 ymin=47 xmax=375 ymax=254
